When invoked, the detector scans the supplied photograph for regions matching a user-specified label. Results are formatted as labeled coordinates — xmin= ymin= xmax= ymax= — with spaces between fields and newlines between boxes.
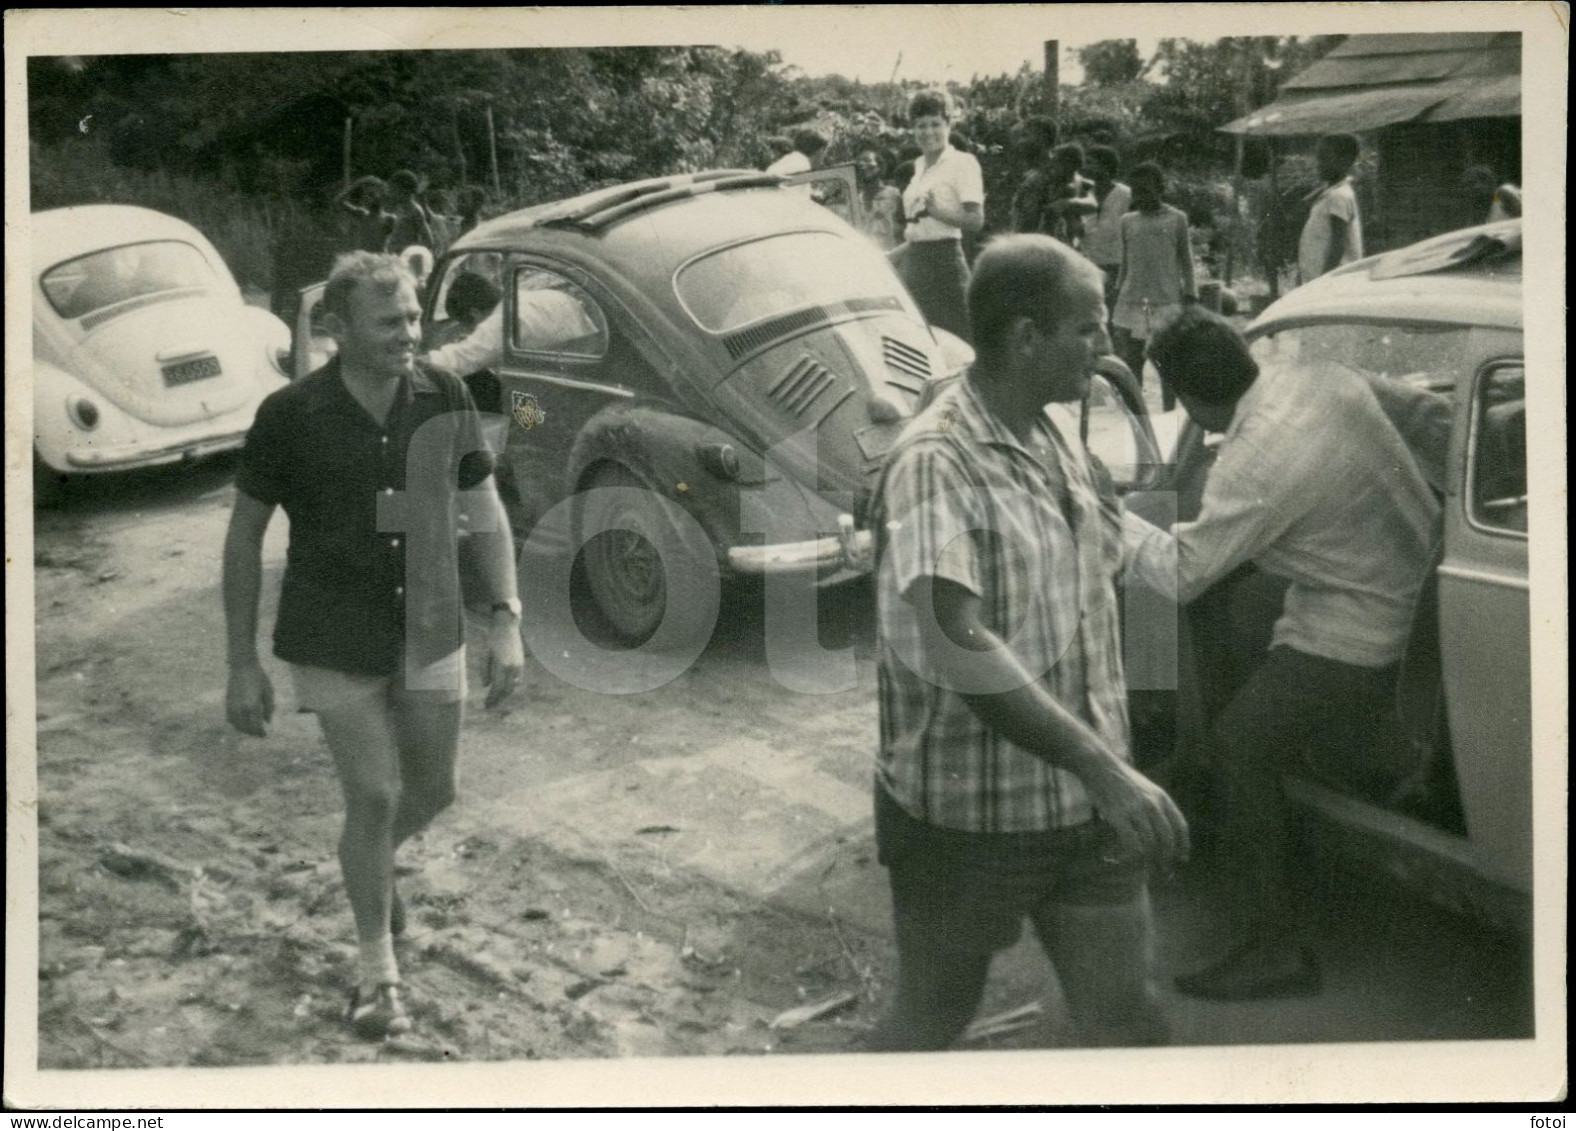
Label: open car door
xmin=784 ymin=164 xmax=863 ymax=231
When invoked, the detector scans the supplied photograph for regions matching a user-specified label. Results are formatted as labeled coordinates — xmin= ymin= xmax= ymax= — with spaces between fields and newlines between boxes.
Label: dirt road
xmin=29 ymin=459 xmax=1531 ymax=1071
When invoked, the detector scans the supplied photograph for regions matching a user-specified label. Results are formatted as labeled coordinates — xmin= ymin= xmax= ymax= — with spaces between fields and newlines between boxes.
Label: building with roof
xmin=1223 ymin=33 xmax=1521 ymax=250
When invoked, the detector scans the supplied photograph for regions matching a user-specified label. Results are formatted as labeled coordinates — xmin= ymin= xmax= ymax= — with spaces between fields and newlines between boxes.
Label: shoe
xmin=390 ymin=885 xmax=406 ymax=938
xmin=1174 ymin=942 xmax=1322 ymax=1002
xmin=346 ymin=982 xmax=413 ymax=1040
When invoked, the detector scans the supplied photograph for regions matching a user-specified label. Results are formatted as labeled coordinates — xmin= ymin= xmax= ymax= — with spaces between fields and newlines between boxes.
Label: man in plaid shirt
xmin=867 ymin=235 xmax=1189 ymax=1052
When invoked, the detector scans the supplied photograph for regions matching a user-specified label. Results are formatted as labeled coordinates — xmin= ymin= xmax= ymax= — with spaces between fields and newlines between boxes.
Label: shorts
xmin=876 ymin=782 xmax=1149 ymax=956
xmin=291 ymin=646 xmax=468 ymax=713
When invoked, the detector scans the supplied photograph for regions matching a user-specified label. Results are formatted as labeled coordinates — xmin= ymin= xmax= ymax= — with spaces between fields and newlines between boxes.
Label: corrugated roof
xmin=1223 ymin=31 xmax=1521 ymax=136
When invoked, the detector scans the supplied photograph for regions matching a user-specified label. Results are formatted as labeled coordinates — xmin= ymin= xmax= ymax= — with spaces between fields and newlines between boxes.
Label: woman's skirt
xmin=900 ymin=239 xmax=971 ymax=343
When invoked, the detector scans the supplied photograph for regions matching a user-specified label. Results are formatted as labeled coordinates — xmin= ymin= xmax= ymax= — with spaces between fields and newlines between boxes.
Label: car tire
xmin=33 ymin=454 xmax=66 ymax=508
xmin=579 ymin=463 xmax=719 ymax=652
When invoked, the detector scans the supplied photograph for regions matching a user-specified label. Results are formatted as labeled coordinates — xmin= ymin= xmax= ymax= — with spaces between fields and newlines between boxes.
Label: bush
xmin=30 ymin=137 xmax=297 ymax=291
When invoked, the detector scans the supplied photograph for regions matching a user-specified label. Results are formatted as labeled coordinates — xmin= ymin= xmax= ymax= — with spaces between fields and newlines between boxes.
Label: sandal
xmin=345 ymin=982 xmax=412 ymax=1040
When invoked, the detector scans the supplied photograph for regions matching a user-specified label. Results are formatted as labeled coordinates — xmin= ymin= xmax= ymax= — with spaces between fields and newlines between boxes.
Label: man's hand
xmin=226 ymin=661 xmax=275 ymax=737
xmin=483 ymin=610 xmax=525 ymax=709
xmin=1081 ymin=758 xmax=1191 ymax=866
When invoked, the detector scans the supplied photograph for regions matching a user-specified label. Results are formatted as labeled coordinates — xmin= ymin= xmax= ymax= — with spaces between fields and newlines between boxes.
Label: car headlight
xmin=66 ymin=394 xmax=100 ymax=431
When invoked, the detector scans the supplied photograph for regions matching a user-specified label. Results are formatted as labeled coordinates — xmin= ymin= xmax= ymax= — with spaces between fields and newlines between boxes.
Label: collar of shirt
xmin=302 ymin=356 xmax=440 ymax=427
xmin=1221 ymin=369 xmax=1271 ymax=442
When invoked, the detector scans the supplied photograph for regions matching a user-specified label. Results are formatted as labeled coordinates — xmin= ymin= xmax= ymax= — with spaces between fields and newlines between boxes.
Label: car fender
xmin=32 ymin=359 xmax=140 ymax=471
xmin=568 ymin=402 xmax=821 ymax=566
xmin=238 ymin=304 xmax=293 ymax=383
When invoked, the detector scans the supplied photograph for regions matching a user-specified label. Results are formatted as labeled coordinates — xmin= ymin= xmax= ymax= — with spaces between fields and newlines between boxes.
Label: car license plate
xmin=162 ymin=355 xmax=222 ymax=386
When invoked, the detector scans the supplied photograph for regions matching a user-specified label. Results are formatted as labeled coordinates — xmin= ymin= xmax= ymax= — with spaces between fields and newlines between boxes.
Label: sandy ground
xmin=29 ymin=456 xmax=1532 ymax=1073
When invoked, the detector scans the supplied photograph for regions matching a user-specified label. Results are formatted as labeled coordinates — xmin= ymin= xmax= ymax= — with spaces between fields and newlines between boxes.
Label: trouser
xmin=1212 ymin=645 xmax=1400 ymax=943
xmin=868 ymin=783 xmax=1168 ymax=1051
xmin=900 ymin=239 xmax=972 ymax=344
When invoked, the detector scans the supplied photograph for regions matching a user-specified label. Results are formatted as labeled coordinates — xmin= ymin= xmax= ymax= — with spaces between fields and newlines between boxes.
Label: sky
xmin=719 ymin=24 xmax=1163 ymax=86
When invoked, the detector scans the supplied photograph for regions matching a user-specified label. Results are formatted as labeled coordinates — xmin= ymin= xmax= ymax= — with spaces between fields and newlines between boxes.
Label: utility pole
xmin=1043 ymin=40 xmax=1059 ymax=120
xmin=342 ymin=116 xmax=353 ymax=188
xmin=485 ymin=104 xmax=502 ymax=198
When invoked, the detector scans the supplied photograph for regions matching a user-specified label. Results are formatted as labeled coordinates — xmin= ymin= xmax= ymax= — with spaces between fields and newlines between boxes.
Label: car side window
xmin=511 ymin=267 xmax=608 ymax=359
xmin=1469 ymin=362 xmax=1526 ymax=535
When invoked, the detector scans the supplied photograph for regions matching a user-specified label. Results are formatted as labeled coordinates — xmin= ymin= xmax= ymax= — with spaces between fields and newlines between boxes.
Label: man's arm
xmin=467 ymin=477 xmax=525 ymax=708
xmin=1176 ymin=213 xmax=1199 ymax=300
xmin=1322 ymin=213 xmax=1350 ymax=275
xmin=222 ymin=491 xmax=277 ymax=736
xmin=423 ymin=308 xmax=503 ymax=378
xmin=911 ymin=576 xmax=1189 ymax=864
xmin=925 ymin=197 xmax=984 ymax=233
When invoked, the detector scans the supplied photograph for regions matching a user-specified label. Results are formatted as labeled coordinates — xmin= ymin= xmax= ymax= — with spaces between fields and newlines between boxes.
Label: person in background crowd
xmin=1123 ymin=308 xmax=1440 ymax=1002
xmin=1081 ymin=145 xmax=1134 ymax=317
xmin=384 ymin=169 xmax=438 ymax=256
xmin=1112 ymin=162 xmax=1197 ymax=407
xmin=1010 ymin=121 xmax=1096 ymax=242
xmin=856 ymin=148 xmax=905 ymax=250
xmin=867 ymin=234 xmax=1187 ymax=1052
xmin=1461 ymin=165 xmax=1522 ymax=225
xmin=424 ymin=273 xmax=502 ymax=352
xmin=334 ymin=175 xmax=394 ymax=254
xmin=456 ymin=186 xmax=489 ymax=237
xmin=897 ymin=88 xmax=985 ymax=342
xmin=1297 ymin=133 xmax=1363 ymax=286
xmin=762 ymin=135 xmax=796 ymax=170
xmin=425 ymin=189 xmax=461 ymax=258
xmin=766 ymin=128 xmax=828 ymax=177
xmin=223 ymin=252 xmax=524 ymax=1041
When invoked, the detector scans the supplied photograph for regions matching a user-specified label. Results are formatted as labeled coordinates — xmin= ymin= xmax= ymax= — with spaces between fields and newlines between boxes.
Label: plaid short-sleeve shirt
xmin=874 ymin=377 xmax=1131 ymax=833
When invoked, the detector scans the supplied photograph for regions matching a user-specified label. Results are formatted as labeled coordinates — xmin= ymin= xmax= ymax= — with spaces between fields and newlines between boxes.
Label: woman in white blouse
xmin=897 ymin=89 xmax=985 ymax=342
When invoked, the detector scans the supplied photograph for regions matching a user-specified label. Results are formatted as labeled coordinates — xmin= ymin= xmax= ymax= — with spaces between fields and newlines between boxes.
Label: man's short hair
xmin=445 ymin=272 xmax=501 ymax=323
xmin=792 ymin=127 xmax=829 ymax=156
xmin=1317 ymin=133 xmax=1360 ymax=168
xmin=766 ymin=135 xmax=795 ymax=158
xmin=967 ymin=234 xmax=1104 ymax=364
xmin=1087 ymin=145 xmax=1120 ymax=176
xmin=322 ymin=251 xmax=418 ymax=320
xmin=908 ymin=88 xmax=954 ymax=122
xmin=1019 ymin=116 xmax=1059 ymax=153
xmin=389 ymin=169 xmax=421 ymax=194
xmin=1051 ymin=142 xmax=1085 ymax=174
xmin=1145 ymin=306 xmax=1259 ymax=406
xmin=1130 ymin=161 xmax=1166 ymax=194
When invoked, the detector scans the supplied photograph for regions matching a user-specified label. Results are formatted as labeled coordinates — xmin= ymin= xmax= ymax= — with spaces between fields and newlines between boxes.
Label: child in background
xmin=1113 ymin=162 xmax=1197 ymax=409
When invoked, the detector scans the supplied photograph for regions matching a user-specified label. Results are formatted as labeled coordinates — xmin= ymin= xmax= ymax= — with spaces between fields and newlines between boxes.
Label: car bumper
xmin=725 ymin=515 xmax=873 ymax=576
xmin=62 ymin=429 xmax=250 ymax=471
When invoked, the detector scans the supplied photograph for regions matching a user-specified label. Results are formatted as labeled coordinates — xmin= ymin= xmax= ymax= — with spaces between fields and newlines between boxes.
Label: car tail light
xmin=67 ymin=395 xmax=100 ymax=431
xmin=696 ymin=442 xmax=740 ymax=481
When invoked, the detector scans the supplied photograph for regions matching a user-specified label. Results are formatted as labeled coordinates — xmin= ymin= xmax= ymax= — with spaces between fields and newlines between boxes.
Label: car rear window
xmin=674 ymin=231 xmax=916 ymax=333
xmin=41 ymin=240 xmax=218 ymax=321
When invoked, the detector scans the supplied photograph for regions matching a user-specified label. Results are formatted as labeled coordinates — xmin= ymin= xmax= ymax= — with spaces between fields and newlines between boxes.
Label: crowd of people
xmin=228 ymin=88 xmax=1497 ymax=1048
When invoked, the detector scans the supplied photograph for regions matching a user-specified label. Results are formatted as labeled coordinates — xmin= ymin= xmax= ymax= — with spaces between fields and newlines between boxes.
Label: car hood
xmin=54 ymin=293 xmax=265 ymax=427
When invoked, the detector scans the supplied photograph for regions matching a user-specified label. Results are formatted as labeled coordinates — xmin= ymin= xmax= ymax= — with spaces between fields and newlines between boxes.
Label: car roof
xmin=32 ymin=204 xmax=218 ymax=267
xmin=1250 ymin=220 xmax=1522 ymax=333
xmin=450 ymin=170 xmax=849 ymax=286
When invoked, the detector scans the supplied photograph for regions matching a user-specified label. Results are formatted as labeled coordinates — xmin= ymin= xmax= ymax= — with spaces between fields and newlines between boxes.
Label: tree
xmin=1077 ymin=40 xmax=1143 ymax=87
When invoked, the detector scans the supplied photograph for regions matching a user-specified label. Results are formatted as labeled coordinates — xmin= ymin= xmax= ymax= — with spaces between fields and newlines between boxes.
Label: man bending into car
xmin=1123 ymin=307 xmax=1441 ymax=1001
xmin=222 ymin=252 xmax=524 ymax=1040
xmin=868 ymin=234 xmax=1189 ymax=1052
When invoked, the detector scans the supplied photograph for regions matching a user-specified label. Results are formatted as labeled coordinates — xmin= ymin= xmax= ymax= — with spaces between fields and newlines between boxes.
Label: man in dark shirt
xmin=222 ymin=251 xmax=524 ymax=1039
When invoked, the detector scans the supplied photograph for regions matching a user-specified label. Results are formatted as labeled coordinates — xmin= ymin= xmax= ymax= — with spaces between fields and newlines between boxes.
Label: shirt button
xmin=381 ymin=435 xmax=389 ymax=444
xmin=383 ymin=487 xmax=394 ymax=496
xmin=395 ymin=586 xmax=405 ymax=597
xmin=391 ymin=537 xmax=401 ymax=548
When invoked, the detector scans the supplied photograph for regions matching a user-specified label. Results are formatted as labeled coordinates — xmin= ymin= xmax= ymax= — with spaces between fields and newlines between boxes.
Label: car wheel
xmin=579 ymin=463 xmax=718 ymax=651
xmin=33 ymin=454 xmax=66 ymax=508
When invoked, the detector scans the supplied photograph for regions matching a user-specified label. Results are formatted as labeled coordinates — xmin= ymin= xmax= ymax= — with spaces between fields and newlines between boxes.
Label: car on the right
xmin=1162 ymin=221 xmax=1530 ymax=933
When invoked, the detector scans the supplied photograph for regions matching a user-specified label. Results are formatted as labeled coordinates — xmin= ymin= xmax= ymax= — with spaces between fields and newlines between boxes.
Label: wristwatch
xmin=491 ymin=597 xmax=522 ymax=619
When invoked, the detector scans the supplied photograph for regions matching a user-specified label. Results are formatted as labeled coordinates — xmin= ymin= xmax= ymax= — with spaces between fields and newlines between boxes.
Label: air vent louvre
xmin=767 ymin=355 xmax=836 ymax=415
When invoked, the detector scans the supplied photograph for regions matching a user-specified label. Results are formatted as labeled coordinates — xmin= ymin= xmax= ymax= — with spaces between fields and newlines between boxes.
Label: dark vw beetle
xmin=412 ymin=169 xmax=977 ymax=644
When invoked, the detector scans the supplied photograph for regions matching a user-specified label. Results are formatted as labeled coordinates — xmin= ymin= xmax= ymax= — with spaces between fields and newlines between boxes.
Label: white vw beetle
xmin=31 ymin=204 xmax=293 ymax=503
